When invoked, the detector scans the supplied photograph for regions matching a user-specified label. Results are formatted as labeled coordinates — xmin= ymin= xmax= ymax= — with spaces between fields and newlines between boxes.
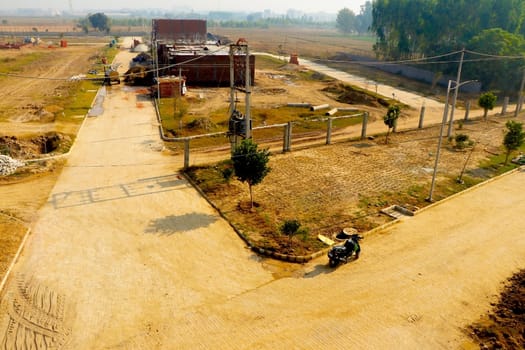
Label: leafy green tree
xmin=88 ymin=12 xmax=111 ymax=33
xmin=478 ymin=92 xmax=497 ymax=120
xmin=280 ymin=219 xmax=301 ymax=248
xmin=465 ymin=28 xmax=525 ymax=92
xmin=336 ymin=8 xmax=356 ymax=34
xmin=383 ymin=105 xmax=400 ymax=144
xmin=370 ymin=0 xmax=525 ymax=76
xmin=232 ymin=139 xmax=271 ymax=208
xmin=503 ymin=120 xmax=525 ymax=164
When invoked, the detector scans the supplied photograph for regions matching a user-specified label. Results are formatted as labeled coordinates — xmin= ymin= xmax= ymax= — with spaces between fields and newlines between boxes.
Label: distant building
xmin=152 ymin=19 xmax=255 ymax=87
xmin=152 ymin=19 xmax=207 ymax=45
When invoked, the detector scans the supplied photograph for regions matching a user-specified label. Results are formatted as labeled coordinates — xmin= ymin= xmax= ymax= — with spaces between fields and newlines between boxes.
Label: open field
xmin=211 ymin=26 xmax=375 ymax=59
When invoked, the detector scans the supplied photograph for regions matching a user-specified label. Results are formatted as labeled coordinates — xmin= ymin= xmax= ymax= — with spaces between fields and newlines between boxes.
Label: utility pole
xmin=229 ymin=45 xmax=235 ymax=118
xmin=428 ymin=80 xmax=451 ymax=202
xmin=228 ymin=41 xmax=252 ymax=154
xmin=447 ymin=49 xmax=465 ymax=137
xmin=244 ymin=44 xmax=252 ymax=139
xmin=515 ymin=67 xmax=525 ymax=117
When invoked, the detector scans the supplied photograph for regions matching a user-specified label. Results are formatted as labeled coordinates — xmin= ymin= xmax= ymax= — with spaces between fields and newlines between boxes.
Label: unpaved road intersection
xmin=0 ymin=48 xmax=524 ymax=349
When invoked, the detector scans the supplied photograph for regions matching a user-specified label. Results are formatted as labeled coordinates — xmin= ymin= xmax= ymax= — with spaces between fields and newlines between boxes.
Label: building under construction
xmin=152 ymin=19 xmax=255 ymax=87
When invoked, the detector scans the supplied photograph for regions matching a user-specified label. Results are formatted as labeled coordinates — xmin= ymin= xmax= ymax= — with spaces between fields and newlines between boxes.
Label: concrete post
xmin=516 ymin=68 xmax=525 ymax=116
xmin=326 ymin=117 xmax=332 ymax=145
xmin=361 ymin=112 xmax=368 ymax=139
xmin=502 ymin=96 xmax=509 ymax=115
xmin=418 ymin=105 xmax=426 ymax=128
xmin=184 ymin=138 xmax=190 ymax=169
xmin=447 ymin=49 xmax=465 ymax=138
xmin=286 ymin=121 xmax=292 ymax=152
xmin=464 ymin=100 xmax=471 ymax=121
xmin=283 ymin=125 xmax=288 ymax=152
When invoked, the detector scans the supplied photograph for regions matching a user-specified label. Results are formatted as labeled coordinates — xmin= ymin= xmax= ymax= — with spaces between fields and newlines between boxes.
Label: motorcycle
xmin=328 ymin=233 xmax=362 ymax=267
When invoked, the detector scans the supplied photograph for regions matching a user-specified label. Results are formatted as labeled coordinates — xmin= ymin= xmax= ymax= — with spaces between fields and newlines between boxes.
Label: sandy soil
xmin=0 ymin=41 xmax=524 ymax=349
xmin=0 ymin=44 xmax=103 ymax=135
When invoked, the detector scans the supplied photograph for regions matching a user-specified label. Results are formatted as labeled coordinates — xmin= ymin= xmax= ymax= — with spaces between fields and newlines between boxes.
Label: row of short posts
xmin=182 ymin=97 xmax=525 ymax=168
xmin=417 ymin=96 xmax=523 ymax=132
xmin=325 ymin=113 xmax=369 ymax=145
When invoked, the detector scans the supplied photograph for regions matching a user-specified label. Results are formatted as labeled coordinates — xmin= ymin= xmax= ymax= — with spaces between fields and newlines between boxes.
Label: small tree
xmin=383 ymin=105 xmax=400 ymax=144
xmin=503 ymin=120 xmax=525 ymax=164
xmin=232 ymin=139 xmax=271 ymax=208
xmin=280 ymin=219 xmax=301 ymax=248
xmin=478 ymin=92 xmax=497 ymax=120
xmin=88 ymin=12 xmax=111 ymax=34
xmin=454 ymin=133 xmax=470 ymax=149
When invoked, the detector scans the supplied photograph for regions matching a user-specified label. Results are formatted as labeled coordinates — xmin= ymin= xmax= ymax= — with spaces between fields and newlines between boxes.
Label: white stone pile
xmin=0 ymin=155 xmax=25 ymax=176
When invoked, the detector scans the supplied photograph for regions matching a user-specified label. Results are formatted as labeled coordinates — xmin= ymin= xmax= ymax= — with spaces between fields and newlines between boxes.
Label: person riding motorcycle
xmin=344 ymin=236 xmax=360 ymax=259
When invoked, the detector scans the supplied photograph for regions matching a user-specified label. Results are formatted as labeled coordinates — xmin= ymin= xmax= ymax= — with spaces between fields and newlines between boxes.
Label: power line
xmin=1 ymin=47 xmax=523 ymax=82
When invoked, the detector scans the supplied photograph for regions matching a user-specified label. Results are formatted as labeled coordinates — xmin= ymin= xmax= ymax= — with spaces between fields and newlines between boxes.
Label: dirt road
xmin=1 ymin=46 xmax=524 ymax=349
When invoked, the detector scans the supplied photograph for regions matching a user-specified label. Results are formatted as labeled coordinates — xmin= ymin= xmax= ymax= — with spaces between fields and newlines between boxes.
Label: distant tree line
xmin=208 ymin=17 xmax=333 ymax=29
xmin=336 ymin=1 xmax=373 ymax=34
xmin=369 ymin=0 xmax=525 ymax=93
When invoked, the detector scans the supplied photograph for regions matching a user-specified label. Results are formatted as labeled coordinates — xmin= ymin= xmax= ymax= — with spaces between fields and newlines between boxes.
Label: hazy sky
xmin=6 ymin=0 xmax=367 ymax=14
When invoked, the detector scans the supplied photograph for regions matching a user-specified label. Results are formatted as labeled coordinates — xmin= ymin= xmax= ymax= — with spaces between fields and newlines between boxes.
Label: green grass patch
xmin=255 ymin=55 xmax=287 ymax=70
xmin=102 ymin=46 xmax=119 ymax=63
xmin=478 ymin=145 xmax=525 ymax=175
xmin=60 ymin=80 xmax=99 ymax=119
xmin=0 ymin=52 xmax=48 ymax=75
xmin=297 ymin=69 xmax=334 ymax=82
xmin=185 ymin=160 xmax=233 ymax=192
xmin=159 ymin=100 xmax=364 ymax=139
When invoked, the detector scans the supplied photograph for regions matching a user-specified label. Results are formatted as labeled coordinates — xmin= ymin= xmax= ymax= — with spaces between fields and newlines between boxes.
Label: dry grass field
xmin=211 ymin=26 xmax=375 ymax=58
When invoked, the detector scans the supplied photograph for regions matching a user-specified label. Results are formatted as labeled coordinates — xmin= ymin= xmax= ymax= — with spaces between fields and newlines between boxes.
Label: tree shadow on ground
xmin=144 ymin=213 xmax=217 ymax=235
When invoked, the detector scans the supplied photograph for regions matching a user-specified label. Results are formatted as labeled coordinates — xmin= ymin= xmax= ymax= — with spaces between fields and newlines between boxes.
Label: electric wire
xmin=1 ymin=45 xmax=523 ymax=82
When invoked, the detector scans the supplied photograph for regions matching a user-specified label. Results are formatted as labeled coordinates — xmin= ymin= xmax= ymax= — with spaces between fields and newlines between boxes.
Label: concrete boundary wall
xmin=332 ymin=53 xmax=482 ymax=93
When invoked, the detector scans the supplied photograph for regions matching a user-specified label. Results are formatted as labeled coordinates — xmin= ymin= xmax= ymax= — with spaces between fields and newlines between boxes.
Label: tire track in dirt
xmin=0 ymin=275 xmax=70 ymax=349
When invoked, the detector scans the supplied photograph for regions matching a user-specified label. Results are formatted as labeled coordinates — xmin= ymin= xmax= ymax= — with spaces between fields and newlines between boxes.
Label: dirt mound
xmin=257 ymin=87 xmax=287 ymax=95
xmin=323 ymin=82 xmax=390 ymax=107
xmin=469 ymin=269 xmax=525 ymax=349
xmin=0 ymin=132 xmax=68 ymax=159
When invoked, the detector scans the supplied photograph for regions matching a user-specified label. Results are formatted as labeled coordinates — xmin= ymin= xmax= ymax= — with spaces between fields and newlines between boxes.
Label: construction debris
xmin=0 ymin=155 xmax=25 ymax=176
xmin=310 ymin=104 xmax=330 ymax=111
